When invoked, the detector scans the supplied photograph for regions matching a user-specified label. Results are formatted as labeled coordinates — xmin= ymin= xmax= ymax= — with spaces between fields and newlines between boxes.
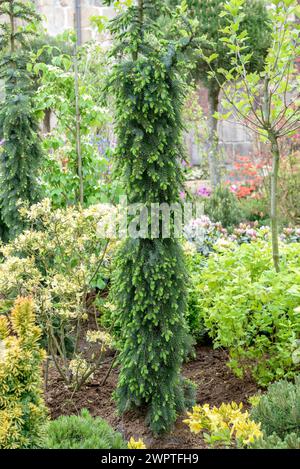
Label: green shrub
xmin=193 ymin=241 xmax=300 ymax=385
xmin=238 ymin=197 xmax=270 ymax=226
xmin=0 ymin=298 xmax=47 ymax=449
xmin=204 ymin=185 xmax=242 ymax=230
xmin=46 ymin=409 xmax=126 ymax=449
xmin=251 ymin=377 xmax=300 ymax=439
xmin=185 ymin=248 xmax=209 ymax=343
xmin=251 ymin=432 xmax=300 ymax=449
xmin=0 ymin=200 xmax=114 ymax=389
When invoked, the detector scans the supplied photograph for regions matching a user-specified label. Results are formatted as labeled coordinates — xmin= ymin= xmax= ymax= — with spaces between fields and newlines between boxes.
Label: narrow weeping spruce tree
xmin=0 ymin=1 xmax=43 ymax=239
xmin=104 ymin=0 xmax=196 ymax=433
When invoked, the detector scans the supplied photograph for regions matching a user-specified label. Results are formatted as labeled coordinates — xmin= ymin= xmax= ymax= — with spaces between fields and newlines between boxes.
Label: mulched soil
xmin=45 ymin=346 xmax=258 ymax=449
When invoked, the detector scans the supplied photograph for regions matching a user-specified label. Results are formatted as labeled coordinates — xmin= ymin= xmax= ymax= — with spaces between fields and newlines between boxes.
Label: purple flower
xmin=246 ymin=229 xmax=257 ymax=238
xmin=197 ymin=186 xmax=211 ymax=198
xmin=0 ymin=139 xmax=5 ymax=146
xmin=179 ymin=191 xmax=186 ymax=200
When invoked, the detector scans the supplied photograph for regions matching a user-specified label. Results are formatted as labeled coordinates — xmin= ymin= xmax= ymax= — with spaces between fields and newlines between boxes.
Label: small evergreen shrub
xmin=239 ymin=196 xmax=270 ymax=226
xmin=127 ymin=437 xmax=147 ymax=449
xmin=251 ymin=432 xmax=300 ymax=449
xmin=0 ymin=298 xmax=47 ymax=449
xmin=45 ymin=409 xmax=126 ymax=449
xmin=204 ymin=185 xmax=243 ymax=230
xmin=251 ymin=376 xmax=300 ymax=440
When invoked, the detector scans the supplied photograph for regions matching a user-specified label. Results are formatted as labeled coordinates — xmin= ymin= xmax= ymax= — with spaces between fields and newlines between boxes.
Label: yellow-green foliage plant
xmin=0 ymin=297 xmax=47 ymax=449
xmin=184 ymin=402 xmax=263 ymax=448
xmin=127 ymin=437 xmax=146 ymax=449
xmin=0 ymin=199 xmax=114 ymax=390
xmin=194 ymin=240 xmax=300 ymax=386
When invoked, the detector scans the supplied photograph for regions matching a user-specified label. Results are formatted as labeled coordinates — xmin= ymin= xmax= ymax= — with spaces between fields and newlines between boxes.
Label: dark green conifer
xmin=104 ymin=0 xmax=196 ymax=433
xmin=0 ymin=0 xmax=43 ymax=239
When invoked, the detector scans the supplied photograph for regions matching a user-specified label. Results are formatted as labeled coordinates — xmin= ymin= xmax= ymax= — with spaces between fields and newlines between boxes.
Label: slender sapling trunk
xmin=74 ymin=40 xmax=84 ymax=205
xmin=207 ymin=87 xmax=221 ymax=188
xmin=269 ymin=132 xmax=280 ymax=272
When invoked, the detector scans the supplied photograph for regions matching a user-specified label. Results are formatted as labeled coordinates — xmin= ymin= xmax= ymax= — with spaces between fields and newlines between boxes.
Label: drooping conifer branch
xmin=105 ymin=0 xmax=196 ymax=433
xmin=0 ymin=1 xmax=43 ymax=239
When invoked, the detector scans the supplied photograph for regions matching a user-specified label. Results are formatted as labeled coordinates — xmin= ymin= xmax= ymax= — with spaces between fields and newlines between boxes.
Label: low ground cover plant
xmin=251 ymin=375 xmax=300 ymax=442
xmin=45 ymin=409 xmax=126 ymax=449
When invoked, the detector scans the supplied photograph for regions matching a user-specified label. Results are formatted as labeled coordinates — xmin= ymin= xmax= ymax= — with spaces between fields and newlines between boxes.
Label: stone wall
xmin=33 ymin=0 xmax=114 ymax=42
xmin=186 ymin=86 xmax=259 ymax=167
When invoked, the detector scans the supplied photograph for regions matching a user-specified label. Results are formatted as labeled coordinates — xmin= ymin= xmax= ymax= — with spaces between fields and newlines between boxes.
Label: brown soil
xmin=45 ymin=346 xmax=258 ymax=449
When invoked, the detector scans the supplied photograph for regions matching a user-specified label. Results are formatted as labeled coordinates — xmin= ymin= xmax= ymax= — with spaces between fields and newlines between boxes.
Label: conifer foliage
xmin=105 ymin=0 xmax=196 ymax=433
xmin=0 ymin=1 xmax=43 ymax=239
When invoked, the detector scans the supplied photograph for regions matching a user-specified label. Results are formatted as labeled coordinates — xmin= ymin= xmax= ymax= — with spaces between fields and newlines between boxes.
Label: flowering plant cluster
xmin=0 ymin=199 xmax=114 ymax=389
xmin=184 ymin=215 xmax=300 ymax=254
xmin=226 ymin=155 xmax=268 ymax=199
xmin=229 ymin=222 xmax=270 ymax=244
xmin=184 ymin=215 xmax=227 ymax=256
xmin=184 ymin=402 xmax=262 ymax=448
xmin=280 ymin=227 xmax=300 ymax=244
xmin=196 ymin=185 xmax=212 ymax=198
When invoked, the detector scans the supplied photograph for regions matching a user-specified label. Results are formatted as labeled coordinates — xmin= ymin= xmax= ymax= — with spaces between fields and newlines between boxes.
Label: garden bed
xmin=45 ymin=346 xmax=258 ymax=449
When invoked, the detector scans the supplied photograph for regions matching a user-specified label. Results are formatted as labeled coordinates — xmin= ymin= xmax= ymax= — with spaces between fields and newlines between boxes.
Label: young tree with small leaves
xmin=32 ymin=34 xmax=112 ymax=208
xmin=104 ymin=0 xmax=196 ymax=433
xmin=168 ymin=0 xmax=270 ymax=187
xmin=0 ymin=0 xmax=43 ymax=239
xmin=205 ymin=0 xmax=300 ymax=271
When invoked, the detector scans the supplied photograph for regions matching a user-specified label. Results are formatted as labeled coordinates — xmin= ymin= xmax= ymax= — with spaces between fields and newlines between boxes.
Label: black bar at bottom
xmin=0 ymin=448 xmax=299 ymax=466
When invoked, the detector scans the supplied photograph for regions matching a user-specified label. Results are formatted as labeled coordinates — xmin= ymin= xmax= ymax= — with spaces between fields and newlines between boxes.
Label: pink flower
xmin=229 ymin=184 xmax=238 ymax=193
xmin=197 ymin=186 xmax=212 ymax=198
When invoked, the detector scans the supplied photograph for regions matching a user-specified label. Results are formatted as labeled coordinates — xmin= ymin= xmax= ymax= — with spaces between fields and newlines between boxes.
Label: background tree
xmin=0 ymin=0 xmax=44 ymax=239
xmin=104 ymin=0 xmax=196 ymax=433
xmin=32 ymin=33 xmax=113 ymax=208
xmin=205 ymin=0 xmax=300 ymax=271
xmin=168 ymin=0 xmax=270 ymax=187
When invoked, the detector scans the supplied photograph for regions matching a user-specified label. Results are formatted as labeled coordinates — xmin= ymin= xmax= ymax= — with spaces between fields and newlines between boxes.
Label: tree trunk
xmin=207 ymin=87 xmax=221 ymax=188
xmin=74 ymin=42 xmax=83 ymax=206
xmin=269 ymin=133 xmax=280 ymax=272
xmin=43 ymin=108 xmax=51 ymax=134
xmin=9 ymin=0 xmax=15 ymax=53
